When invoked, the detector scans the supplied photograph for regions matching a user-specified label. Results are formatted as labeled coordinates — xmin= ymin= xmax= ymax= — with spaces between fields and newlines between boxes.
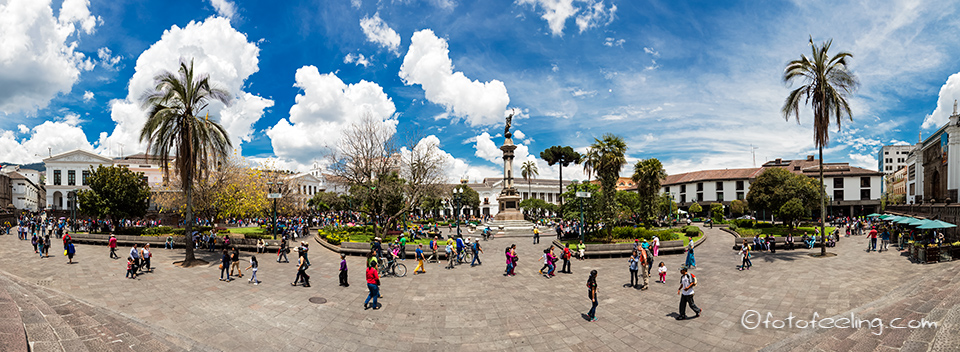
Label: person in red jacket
xmin=108 ymin=235 xmax=119 ymax=259
xmin=364 ymin=261 xmax=381 ymax=310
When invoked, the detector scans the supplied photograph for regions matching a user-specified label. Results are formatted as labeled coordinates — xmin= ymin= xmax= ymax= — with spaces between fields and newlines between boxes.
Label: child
xmin=246 ymin=256 xmax=260 ymax=285
xmin=339 ymin=254 xmax=349 ymax=287
xmin=37 ymin=236 xmax=45 ymax=258
xmin=126 ymin=257 xmax=136 ymax=279
xmin=658 ymin=262 xmax=667 ymax=283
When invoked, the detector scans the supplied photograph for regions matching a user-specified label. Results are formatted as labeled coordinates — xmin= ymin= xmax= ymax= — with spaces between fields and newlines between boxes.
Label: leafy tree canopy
xmin=746 ymin=167 xmax=822 ymax=217
xmin=77 ymin=165 xmax=151 ymax=229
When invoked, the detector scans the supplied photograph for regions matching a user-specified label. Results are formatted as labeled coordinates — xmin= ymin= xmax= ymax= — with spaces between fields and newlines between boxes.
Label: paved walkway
xmin=0 ymin=226 xmax=957 ymax=351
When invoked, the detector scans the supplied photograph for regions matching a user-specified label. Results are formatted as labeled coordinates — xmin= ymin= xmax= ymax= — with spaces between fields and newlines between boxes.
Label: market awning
xmin=916 ymin=219 xmax=957 ymax=229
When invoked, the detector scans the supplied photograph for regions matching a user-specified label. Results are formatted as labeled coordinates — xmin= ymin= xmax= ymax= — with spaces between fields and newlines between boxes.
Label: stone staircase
xmin=483 ymin=219 xmax=539 ymax=237
xmin=0 ymin=273 xmax=213 ymax=352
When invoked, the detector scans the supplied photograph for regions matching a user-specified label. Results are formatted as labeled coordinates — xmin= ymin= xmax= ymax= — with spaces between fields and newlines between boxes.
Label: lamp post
xmin=453 ymin=187 xmax=463 ymax=238
xmin=573 ymin=180 xmax=590 ymax=243
xmin=267 ymin=181 xmax=283 ymax=240
xmin=68 ymin=190 xmax=77 ymax=232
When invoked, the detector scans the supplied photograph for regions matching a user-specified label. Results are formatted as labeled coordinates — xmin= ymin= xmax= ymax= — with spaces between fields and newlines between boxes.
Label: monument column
xmin=494 ymin=113 xmax=523 ymax=221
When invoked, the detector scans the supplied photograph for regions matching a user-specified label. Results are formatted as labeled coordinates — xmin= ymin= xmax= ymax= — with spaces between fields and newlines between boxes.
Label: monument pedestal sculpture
xmin=495 ymin=116 xmax=524 ymax=221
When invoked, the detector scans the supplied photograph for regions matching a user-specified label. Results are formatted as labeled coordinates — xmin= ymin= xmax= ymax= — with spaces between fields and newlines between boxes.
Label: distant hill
xmin=0 ymin=162 xmax=45 ymax=172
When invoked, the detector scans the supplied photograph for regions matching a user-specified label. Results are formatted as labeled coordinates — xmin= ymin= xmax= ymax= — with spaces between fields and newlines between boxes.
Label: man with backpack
xmin=560 ymin=243 xmax=573 ymax=274
xmin=470 ymin=239 xmax=483 ymax=266
xmin=638 ymin=245 xmax=650 ymax=290
xmin=676 ymin=267 xmax=701 ymax=320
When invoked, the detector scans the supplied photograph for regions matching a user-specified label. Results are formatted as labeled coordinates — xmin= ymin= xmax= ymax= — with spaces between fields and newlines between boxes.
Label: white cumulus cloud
xmin=922 ymin=71 xmax=960 ymax=130
xmin=344 ymin=53 xmax=371 ymax=67
xmin=96 ymin=17 xmax=273 ymax=156
xmin=400 ymin=29 xmax=510 ymax=127
xmin=360 ymin=13 xmax=400 ymax=56
xmin=403 ymin=135 xmax=500 ymax=183
xmin=0 ymin=0 xmax=100 ymax=114
xmin=209 ymin=0 xmax=237 ymax=19
xmin=97 ymin=47 xmax=121 ymax=70
xmin=0 ymin=114 xmax=95 ymax=164
xmin=82 ymin=91 xmax=94 ymax=102
xmin=267 ymin=66 xmax=398 ymax=164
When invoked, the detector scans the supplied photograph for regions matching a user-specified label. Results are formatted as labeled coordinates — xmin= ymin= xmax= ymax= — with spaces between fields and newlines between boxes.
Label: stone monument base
xmin=494 ymin=209 xmax=525 ymax=221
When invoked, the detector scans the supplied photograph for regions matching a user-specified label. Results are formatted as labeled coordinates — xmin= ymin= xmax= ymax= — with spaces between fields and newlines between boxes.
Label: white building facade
xmin=43 ymin=150 xmax=115 ymax=210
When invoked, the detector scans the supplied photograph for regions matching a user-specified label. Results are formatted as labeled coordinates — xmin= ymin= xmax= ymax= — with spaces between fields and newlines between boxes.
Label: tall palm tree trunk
xmin=819 ymin=145 xmax=826 ymax=256
xmin=184 ymin=179 xmax=196 ymax=262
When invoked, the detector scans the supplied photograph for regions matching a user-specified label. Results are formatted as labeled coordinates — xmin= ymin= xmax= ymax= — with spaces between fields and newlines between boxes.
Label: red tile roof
xmin=662 ymin=168 xmax=762 ymax=186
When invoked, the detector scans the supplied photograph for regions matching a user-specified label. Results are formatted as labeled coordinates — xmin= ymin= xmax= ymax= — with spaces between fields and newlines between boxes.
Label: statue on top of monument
xmin=504 ymin=109 xmax=515 ymax=138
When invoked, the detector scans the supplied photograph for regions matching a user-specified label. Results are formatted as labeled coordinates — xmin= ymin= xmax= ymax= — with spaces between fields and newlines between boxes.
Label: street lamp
xmin=68 ymin=190 xmax=78 ymax=232
xmin=267 ymin=181 xmax=283 ymax=240
xmin=453 ymin=187 xmax=463 ymax=238
xmin=573 ymin=180 xmax=590 ymax=243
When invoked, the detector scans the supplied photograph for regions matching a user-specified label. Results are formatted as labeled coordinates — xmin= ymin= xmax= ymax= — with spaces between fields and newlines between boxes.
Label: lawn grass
xmin=228 ymin=227 xmax=267 ymax=235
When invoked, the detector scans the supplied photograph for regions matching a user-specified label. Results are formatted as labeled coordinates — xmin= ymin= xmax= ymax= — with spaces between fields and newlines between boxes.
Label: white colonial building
xmin=452 ymin=177 xmax=572 ymax=218
xmin=43 ymin=150 xmax=115 ymax=210
xmin=1 ymin=166 xmax=45 ymax=211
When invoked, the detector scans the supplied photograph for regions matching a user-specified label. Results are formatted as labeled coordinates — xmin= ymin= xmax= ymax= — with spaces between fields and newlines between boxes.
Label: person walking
xmin=278 ymin=238 xmax=289 ymax=263
xmin=880 ymin=229 xmax=890 ymax=252
xmin=638 ymin=245 xmax=650 ymax=290
xmin=399 ymin=234 xmax=408 ymax=261
xmin=676 ymin=267 xmax=701 ymax=320
xmin=108 ymin=235 xmax=119 ymax=259
xmin=37 ymin=235 xmax=46 ymax=258
xmin=246 ymin=256 xmax=260 ymax=285
xmin=129 ymin=244 xmax=141 ymax=272
xmin=652 ymin=236 xmax=660 ymax=257
xmin=445 ymin=241 xmax=456 ymax=269
xmin=292 ymin=254 xmax=310 ymax=287
xmin=339 ymin=254 xmax=349 ymax=287
xmin=868 ymin=227 xmax=878 ymax=251
xmin=560 ymin=243 xmax=572 ymax=274
xmin=364 ymin=261 xmax=380 ymax=310
xmin=627 ymin=253 xmax=639 ymax=288
xmin=126 ymin=257 xmax=136 ymax=279
xmin=414 ymin=244 xmax=426 ymax=274
xmin=65 ymin=239 xmax=76 ymax=264
xmin=503 ymin=247 xmax=514 ymax=276
xmin=739 ymin=240 xmax=752 ymax=270
xmin=533 ymin=226 xmax=540 ymax=244
xmin=230 ymin=246 xmax=243 ymax=278
xmin=684 ymin=242 xmax=696 ymax=269
xmin=428 ymin=237 xmax=439 ymax=263
xmin=31 ymin=234 xmax=38 ymax=253
xmin=141 ymin=244 xmax=152 ymax=272
xmin=586 ymin=270 xmax=598 ymax=322
xmin=470 ymin=239 xmax=483 ymax=266
xmin=657 ymin=262 xmax=667 ymax=283
xmin=219 ymin=249 xmax=232 ymax=282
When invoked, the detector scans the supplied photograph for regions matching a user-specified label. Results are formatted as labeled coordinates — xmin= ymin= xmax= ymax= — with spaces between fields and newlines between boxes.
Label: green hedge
xmin=682 ymin=225 xmax=701 ymax=237
xmin=609 ymin=227 xmax=679 ymax=241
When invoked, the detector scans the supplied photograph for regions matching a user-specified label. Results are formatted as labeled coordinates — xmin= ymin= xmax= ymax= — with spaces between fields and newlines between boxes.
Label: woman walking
xmin=37 ymin=236 xmax=45 ymax=259
xmin=586 ymin=270 xmax=598 ymax=322
xmin=65 ymin=239 xmax=76 ymax=264
xmin=364 ymin=261 xmax=380 ymax=310
xmin=739 ymin=240 xmax=752 ymax=270
xmin=684 ymin=242 xmax=696 ymax=269
xmin=652 ymin=236 xmax=660 ymax=257
xmin=246 ymin=256 xmax=260 ymax=285
xmin=141 ymin=244 xmax=152 ymax=272
xmin=219 ymin=249 xmax=232 ymax=282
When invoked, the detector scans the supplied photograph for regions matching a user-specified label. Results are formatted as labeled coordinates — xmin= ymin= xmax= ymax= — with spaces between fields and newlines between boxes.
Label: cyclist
xmin=455 ymin=236 xmax=466 ymax=263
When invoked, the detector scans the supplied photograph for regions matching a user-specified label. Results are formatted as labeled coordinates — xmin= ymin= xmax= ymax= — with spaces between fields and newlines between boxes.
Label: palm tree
xmin=782 ymin=37 xmax=858 ymax=256
xmin=140 ymin=59 xmax=232 ymax=265
xmin=520 ymin=160 xmax=538 ymax=201
xmin=539 ymin=146 xmax=581 ymax=206
xmin=588 ymin=134 xmax=628 ymax=228
xmin=631 ymin=158 xmax=667 ymax=222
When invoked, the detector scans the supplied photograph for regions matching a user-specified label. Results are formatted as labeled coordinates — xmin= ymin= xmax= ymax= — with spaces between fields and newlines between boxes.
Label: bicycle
xmin=378 ymin=258 xmax=407 ymax=277
xmin=457 ymin=248 xmax=472 ymax=264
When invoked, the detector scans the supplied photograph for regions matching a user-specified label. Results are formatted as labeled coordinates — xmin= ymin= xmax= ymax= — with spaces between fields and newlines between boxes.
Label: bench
xmin=332 ymin=239 xmax=454 ymax=259
xmin=70 ymin=233 xmax=285 ymax=253
xmin=732 ymin=236 xmax=831 ymax=251
xmin=550 ymin=239 xmax=690 ymax=258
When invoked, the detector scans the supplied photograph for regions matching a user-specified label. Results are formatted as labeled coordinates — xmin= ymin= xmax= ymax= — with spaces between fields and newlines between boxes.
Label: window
xmin=860 ymin=177 xmax=870 ymax=187
xmin=664 ymin=186 xmax=670 ymax=193
xmin=716 ymin=192 xmax=724 ymax=202
xmin=736 ymin=181 xmax=744 ymax=190
xmin=548 ymin=193 xmax=553 ymax=202
xmin=909 ymin=184 xmax=915 ymax=195
xmin=680 ymin=185 xmax=686 ymax=193
xmin=696 ymin=192 xmax=703 ymax=202
xmin=680 ymin=195 xmax=686 ymax=203
xmin=53 ymin=170 xmax=61 ymax=186
xmin=833 ymin=178 xmax=843 ymax=188
xmin=697 ymin=183 xmax=703 ymax=191
xmin=736 ymin=192 xmax=744 ymax=200
xmin=833 ymin=190 xmax=844 ymax=201
xmin=67 ymin=170 xmax=75 ymax=186
xmin=716 ymin=181 xmax=723 ymax=190
xmin=884 ymin=151 xmax=889 ymax=155
xmin=81 ymin=170 xmax=90 ymax=185
xmin=860 ymin=189 xmax=871 ymax=200
xmin=886 ymin=166 xmax=892 ymax=171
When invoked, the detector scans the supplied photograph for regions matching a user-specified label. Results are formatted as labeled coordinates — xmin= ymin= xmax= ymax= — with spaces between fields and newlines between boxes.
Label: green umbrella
xmin=879 ymin=214 xmax=894 ymax=220
xmin=895 ymin=217 xmax=917 ymax=224
xmin=916 ymin=219 xmax=957 ymax=229
xmin=907 ymin=218 xmax=930 ymax=226
xmin=866 ymin=213 xmax=882 ymax=217
xmin=882 ymin=215 xmax=901 ymax=221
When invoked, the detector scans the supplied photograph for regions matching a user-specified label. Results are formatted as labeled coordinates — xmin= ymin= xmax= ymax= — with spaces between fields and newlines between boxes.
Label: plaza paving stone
xmin=0 ymin=225 xmax=958 ymax=351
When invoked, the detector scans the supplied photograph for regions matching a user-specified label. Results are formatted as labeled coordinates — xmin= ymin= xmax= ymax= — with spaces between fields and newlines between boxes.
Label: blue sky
xmin=3 ymin=0 xmax=960 ymax=182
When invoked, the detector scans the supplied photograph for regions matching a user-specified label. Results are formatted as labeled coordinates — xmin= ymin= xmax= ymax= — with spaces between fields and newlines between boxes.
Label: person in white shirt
xmin=676 ymin=267 xmax=701 ymax=320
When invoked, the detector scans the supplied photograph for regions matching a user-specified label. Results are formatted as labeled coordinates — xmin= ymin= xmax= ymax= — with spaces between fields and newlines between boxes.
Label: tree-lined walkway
xmin=0 ymin=225 xmax=956 ymax=351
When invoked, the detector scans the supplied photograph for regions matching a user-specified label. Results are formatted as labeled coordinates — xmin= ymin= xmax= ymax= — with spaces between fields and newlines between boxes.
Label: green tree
xmin=419 ymin=195 xmax=443 ymax=219
xmin=309 ymin=191 xmax=343 ymax=212
xmin=586 ymin=134 xmax=627 ymax=231
xmin=729 ymin=199 xmax=748 ymax=217
xmin=76 ymin=165 xmax=151 ymax=231
xmin=782 ymin=36 xmax=858 ymax=255
xmin=540 ymin=146 xmax=581 ymax=206
xmin=656 ymin=193 xmax=677 ymax=219
xmin=615 ymin=190 xmax=641 ymax=221
xmin=631 ymin=158 xmax=667 ymax=222
xmin=688 ymin=202 xmax=703 ymax=217
xmin=779 ymin=198 xmax=806 ymax=227
xmin=710 ymin=203 xmax=724 ymax=223
xmin=561 ymin=182 xmax=602 ymax=237
xmin=520 ymin=160 xmax=538 ymax=199
xmin=520 ymin=198 xmax=556 ymax=221
xmin=451 ymin=184 xmax=480 ymax=214
xmin=139 ymin=59 xmax=231 ymax=265
xmin=746 ymin=167 xmax=822 ymax=222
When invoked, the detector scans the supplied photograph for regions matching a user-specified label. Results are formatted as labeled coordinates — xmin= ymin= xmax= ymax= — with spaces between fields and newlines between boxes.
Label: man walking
xmin=533 ymin=226 xmax=540 ymax=244
xmin=868 ymin=227 xmax=878 ymax=251
xmin=445 ymin=241 xmax=456 ymax=269
xmin=638 ymin=245 xmax=650 ymax=290
xmin=108 ymin=234 xmax=119 ymax=259
xmin=676 ymin=267 xmax=701 ymax=320
xmin=414 ymin=244 xmax=426 ymax=274
xmin=129 ymin=244 xmax=141 ymax=273
xmin=560 ymin=243 xmax=572 ymax=274
xmin=399 ymin=234 xmax=408 ymax=260
xmin=428 ymin=237 xmax=439 ymax=263
xmin=470 ymin=239 xmax=483 ymax=266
